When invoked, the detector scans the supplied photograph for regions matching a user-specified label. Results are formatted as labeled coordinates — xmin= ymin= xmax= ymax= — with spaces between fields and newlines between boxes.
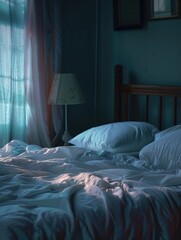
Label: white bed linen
xmin=0 ymin=140 xmax=180 ymax=240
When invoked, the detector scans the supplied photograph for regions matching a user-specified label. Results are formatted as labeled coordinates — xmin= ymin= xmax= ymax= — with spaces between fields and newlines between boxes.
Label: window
xmin=0 ymin=0 xmax=27 ymax=145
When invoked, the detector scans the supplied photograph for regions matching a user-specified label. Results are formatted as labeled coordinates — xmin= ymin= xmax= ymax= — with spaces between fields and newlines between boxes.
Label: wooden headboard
xmin=114 ymin=64 xmax=181 ymax=130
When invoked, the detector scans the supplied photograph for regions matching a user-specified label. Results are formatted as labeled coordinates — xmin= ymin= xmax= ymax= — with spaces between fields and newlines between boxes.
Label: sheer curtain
xmin=24 ymin=0 xmax=54 ymax=147
xmin=0 ymin=0 xmax=61 ymax=147
xmin=0 ymin=0 xmax=27 ymax=147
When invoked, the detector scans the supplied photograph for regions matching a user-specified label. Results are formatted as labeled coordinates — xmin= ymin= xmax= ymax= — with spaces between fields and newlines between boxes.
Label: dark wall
xmin=61 ymin=0 xmax=97 ymax=136
xmin=114 ymin=19 xmax=181 ymax=86
xmin=62 ymin=0 xmax=181 ymax=134
xmin=98 ymin=0 xmax=181 ymax=124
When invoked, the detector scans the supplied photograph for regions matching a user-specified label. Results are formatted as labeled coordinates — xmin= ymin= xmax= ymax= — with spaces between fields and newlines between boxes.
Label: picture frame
xmin=149 ymin=0 xmax=180 ymax=20
xmin=113 ymin=0 xmax=143 ymax=30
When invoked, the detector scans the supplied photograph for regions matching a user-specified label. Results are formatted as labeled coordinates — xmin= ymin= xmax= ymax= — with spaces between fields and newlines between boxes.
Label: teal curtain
xmin=0 ymin=0 xmax=62 ymax=147
xmin=0 ymin=0 xmax=27 ymax=147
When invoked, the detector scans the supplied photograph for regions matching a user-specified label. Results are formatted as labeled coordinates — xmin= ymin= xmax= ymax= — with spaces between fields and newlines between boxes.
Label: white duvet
xmin=0 ymin=140 xmax=180 ymax=240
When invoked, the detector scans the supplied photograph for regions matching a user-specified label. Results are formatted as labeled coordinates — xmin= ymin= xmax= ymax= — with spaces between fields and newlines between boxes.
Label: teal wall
xmin=114 ymin=19 xmax=181 ymax=86
xmin=98 ymin=0 xmax=181 ymax=125
xmin=62 ymin=0 xmax=181 ymax=134
xmin=61 ymin=0 xmax=97 ymax=136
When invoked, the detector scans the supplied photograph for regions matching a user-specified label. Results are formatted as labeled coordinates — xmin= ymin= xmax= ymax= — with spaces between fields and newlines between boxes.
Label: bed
xmin=0 ymin=65 xmax=181 ymax=239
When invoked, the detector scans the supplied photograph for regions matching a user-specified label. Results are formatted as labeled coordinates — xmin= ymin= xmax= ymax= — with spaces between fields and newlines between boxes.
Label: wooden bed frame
xmin=114 ymin=64 xmax=181 ymax=130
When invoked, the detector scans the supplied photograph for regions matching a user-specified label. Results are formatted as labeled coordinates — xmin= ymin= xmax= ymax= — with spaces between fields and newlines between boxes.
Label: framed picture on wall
xmin=113 ymin=0 xmax=143 ymax=30
xmin=149 ymin=0 xmax=180 ymax=20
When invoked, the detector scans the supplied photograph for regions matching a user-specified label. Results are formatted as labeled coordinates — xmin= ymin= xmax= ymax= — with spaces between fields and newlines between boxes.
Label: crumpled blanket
xmin=0 ymin=140 xmax=180 ymax=240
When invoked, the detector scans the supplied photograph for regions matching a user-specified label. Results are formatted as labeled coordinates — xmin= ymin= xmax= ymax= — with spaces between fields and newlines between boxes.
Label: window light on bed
xmin=48 ymin=73 xmax=85 ymax=146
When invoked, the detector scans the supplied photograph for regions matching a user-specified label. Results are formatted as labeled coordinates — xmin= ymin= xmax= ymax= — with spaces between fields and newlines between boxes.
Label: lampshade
xmin=48 ymin=73 xmax=85 ymax=105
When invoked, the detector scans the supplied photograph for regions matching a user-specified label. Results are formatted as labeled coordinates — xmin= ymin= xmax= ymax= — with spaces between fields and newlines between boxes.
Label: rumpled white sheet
xmin=0 ymin=140 xmax=180 ymax=240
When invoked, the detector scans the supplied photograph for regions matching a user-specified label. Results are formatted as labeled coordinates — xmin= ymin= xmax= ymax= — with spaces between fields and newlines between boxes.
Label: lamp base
xmin=62 ymin=130 xmax=71 ymax=146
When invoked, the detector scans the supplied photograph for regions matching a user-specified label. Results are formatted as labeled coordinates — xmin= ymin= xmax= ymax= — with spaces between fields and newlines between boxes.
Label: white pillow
xmin=155 ymin=124 xmax=181 ymax=141
xmin=69 ymin=121 xmax=158 ymax=153
xmin=139 ymin=129 xmax=181 ymax=170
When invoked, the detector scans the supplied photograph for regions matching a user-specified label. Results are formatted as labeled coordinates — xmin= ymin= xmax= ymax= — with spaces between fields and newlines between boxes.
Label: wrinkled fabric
xmin=0 ymin=140 xmax=180 ymax=239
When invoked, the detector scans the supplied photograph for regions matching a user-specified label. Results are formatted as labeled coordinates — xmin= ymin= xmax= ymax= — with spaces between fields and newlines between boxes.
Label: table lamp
xmin=48 ymin=73 xmax=85 ymax=145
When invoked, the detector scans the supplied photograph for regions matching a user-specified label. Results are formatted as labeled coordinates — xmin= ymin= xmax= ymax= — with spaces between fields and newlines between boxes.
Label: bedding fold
xmin=0 ymin=140 xmax=180 ymax=239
